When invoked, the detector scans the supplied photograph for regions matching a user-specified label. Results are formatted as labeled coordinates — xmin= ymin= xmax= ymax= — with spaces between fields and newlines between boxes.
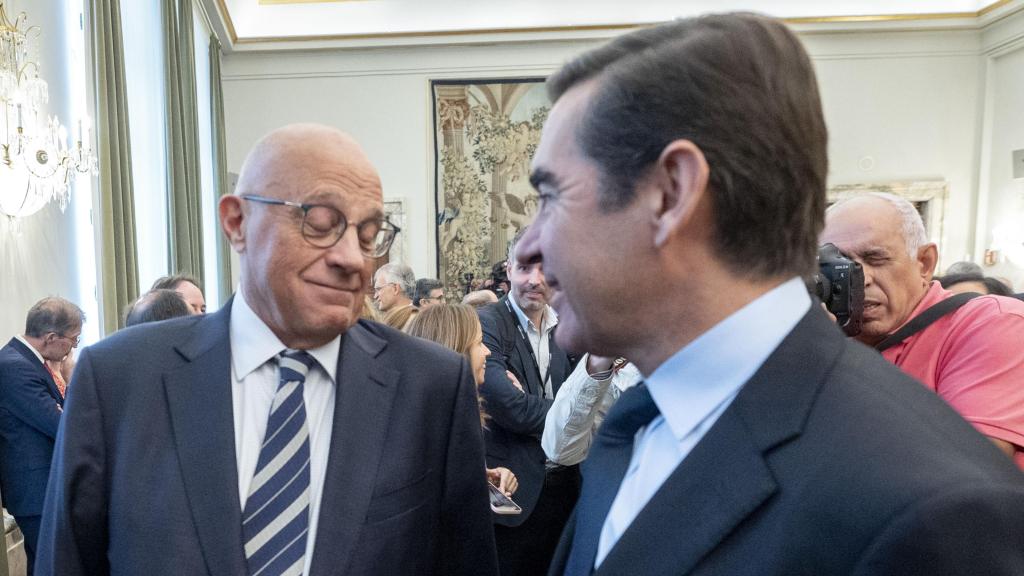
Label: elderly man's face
xmin=373 ymin=275 xmax=400 ymax=312
xmin=820 ymin=197 xmax=934 ymax=345
xmin=230 ymin=127 xmax=382 ymax=347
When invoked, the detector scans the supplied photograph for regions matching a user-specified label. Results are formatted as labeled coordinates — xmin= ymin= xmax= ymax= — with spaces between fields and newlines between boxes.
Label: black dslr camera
xmin=810 ymin=243 xmax=864 ymax=337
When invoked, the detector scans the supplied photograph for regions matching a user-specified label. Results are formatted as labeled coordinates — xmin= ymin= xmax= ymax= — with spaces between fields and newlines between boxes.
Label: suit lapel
xmin=163 ymin=306 xmax=248 ymax=576
xmin=595 ymin=310 xmax=844 ymax=575
xmin=309 ymin=322 xmax=400 ymax=576
xmin=9 ymin=337 xmax=62 ymax=402
xmin=498 ymin=298 xmax=543 ymax=396
xmin=595 ymin=411 xmax=776 ymax=575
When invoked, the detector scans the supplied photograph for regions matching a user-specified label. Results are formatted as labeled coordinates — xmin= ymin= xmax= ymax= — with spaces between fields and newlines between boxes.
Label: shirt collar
xmin=507 ymin=292 xmax=558 ymax=335
xmin=14 ymin=334 xmax=45 ymax=365
xmin=230 ymin=289 xmax=340 ymax=384
xmin=645 ymin=277 xmax=811 ymax=442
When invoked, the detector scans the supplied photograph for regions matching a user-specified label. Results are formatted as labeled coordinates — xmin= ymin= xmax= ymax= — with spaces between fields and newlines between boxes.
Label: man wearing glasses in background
xmin=0 ymin=296 xmax=83 ymax=575
xmin=37 ymin=124 xmax=498 ymax=576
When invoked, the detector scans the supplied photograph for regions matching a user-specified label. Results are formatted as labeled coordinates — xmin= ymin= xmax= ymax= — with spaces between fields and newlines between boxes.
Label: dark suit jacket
xmin=35 ymin=304 xmax=498 ymax=576
xmin=549 ymin=308 xmax=1024 ymax=575
xmin=478 ymin=297 xmax=572 ymax=527
xmin=0 ymin=338 xmax=63 ymax=517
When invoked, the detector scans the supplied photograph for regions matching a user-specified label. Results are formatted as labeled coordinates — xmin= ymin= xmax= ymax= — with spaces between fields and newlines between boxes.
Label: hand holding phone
xmin=488 ymin=482 xmax=522 ymax=515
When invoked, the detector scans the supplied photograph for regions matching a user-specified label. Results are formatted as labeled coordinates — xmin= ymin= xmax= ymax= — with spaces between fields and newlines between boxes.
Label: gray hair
xmin=25 ymin=296 xmax=85 ymax=338
xmin=375 ymin=263 xmax=416 ymax=299
xmin=828 ymin=192 xmax=928 ymax=256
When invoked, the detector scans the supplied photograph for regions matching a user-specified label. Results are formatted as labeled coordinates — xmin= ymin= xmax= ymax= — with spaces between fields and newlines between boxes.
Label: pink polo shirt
xmin=882 ymin=282 xmax=1024 ymax=468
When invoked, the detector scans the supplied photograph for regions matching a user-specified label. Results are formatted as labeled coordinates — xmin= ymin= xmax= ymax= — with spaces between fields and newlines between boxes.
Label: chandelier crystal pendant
xmin=0 ymin=1 xmax=96 ymax=219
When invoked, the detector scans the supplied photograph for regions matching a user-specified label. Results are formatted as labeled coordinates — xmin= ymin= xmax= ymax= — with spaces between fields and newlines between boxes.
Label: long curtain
xmin=163 ymin=0 xmax=204 ymax=289
xmin=92 ymin=0 xmax=139 ymax=334
xmin=209 ymin=34 xmax=233 ymax=302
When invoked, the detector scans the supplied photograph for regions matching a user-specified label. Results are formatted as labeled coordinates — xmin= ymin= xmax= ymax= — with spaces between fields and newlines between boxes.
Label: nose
xmin=324 ymin=226 xmax=366 ymax=273
xmin=483 ymin=343 xmax=491 ymax=358
xmin=516 ymin=224 xmax=543 ymax=270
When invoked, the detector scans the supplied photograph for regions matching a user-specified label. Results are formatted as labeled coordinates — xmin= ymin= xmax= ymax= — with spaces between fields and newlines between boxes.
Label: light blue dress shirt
xmin=595 ymin=277 xmax=811 ymax=566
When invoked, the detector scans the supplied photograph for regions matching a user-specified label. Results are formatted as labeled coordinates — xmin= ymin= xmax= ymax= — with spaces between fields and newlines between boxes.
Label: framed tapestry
xmin=431 ymin=78 xmax=550 ymax=298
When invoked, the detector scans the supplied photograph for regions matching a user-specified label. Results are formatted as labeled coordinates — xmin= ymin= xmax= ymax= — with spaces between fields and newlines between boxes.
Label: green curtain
xmin=163 ymin=0 xmax=204 ymax=290
xmin=92 ymin=0 xmax=139 ymax=334
xmin=210 ymin=34 xmax=233 ymax=302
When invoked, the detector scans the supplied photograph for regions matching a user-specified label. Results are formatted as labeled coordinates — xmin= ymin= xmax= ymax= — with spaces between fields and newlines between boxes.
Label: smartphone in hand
xmin=488 ymin=482 xmax=522 ymax=515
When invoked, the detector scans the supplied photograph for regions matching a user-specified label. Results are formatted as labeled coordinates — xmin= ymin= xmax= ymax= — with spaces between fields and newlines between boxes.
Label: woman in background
xmin=406 ymin=303 xmax=518 ymax=496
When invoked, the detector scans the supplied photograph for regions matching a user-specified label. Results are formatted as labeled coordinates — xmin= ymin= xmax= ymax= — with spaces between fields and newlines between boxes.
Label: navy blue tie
xmin=563 ymin=382 xmax=660 ymax=576
xmin=243 ymin=350 xmax=316 ymax=576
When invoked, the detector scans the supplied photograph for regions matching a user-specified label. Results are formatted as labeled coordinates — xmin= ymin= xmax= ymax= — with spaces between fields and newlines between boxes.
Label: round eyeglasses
xmin=241 ymin=194 xmax=400 ymax=258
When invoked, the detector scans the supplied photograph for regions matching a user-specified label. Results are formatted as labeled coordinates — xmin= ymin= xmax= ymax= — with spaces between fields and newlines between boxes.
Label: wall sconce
xmin=0 ymin=1 xmax=96 ymax=219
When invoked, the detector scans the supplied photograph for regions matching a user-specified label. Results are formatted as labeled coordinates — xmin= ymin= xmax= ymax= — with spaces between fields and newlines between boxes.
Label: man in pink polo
xmin=822 ymin=192 xmax=1024 ymax=467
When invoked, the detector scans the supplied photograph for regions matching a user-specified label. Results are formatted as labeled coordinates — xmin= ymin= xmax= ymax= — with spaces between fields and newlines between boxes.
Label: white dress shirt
xmin=542 ymin=355 xmax=641 ymax=465
xmin=507 ymin=295 xmax=559 ymax=399
xmin=230 ymin=291 xmax=340 ymax=576
xmin=595 ymin=277 xmax=811 ymax=567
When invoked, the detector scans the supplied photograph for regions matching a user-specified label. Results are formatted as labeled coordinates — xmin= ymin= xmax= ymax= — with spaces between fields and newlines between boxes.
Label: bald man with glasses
xmin=37 ymin=124 xmax=498 ymax=576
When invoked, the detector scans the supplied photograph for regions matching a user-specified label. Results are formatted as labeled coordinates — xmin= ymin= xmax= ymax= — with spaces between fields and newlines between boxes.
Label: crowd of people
xmin=2 ymin=10 xmax=1024 ymax=576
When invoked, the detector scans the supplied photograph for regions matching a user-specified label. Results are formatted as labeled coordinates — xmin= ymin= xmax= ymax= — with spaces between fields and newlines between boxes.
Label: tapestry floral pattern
xmin=433 ymin=79 xmax=549 ymax=298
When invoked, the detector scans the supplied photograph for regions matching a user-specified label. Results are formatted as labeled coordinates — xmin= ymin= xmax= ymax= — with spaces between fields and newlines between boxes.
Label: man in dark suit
xmin=477 ymin=231 xmax=575 ymax=576
xmin=0 ymin=297 xmax=83 ymax=575
xmin=515 ymin=13 xmax=1024 ymax=576
xmin=36 ymin=124 xmax=497 ymax=576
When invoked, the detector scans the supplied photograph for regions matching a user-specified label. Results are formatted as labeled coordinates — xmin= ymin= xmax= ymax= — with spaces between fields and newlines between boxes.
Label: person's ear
xmin=917 ymin=243 xmax=939 ymax=283
xmin=219 ymin=195 xmax=247 ymax=252
xmin=649 ymin=139 xmax=710 ymax=247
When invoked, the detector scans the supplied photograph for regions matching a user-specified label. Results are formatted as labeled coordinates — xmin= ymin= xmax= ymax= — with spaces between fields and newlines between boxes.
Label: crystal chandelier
xmin=0 ymin=1 xmax=95 ymax=219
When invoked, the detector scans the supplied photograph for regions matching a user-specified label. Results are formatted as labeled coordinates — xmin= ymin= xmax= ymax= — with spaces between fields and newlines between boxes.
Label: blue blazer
xmin=0 ymin=337 xmax=63 ymax=517
xmin=477 ymin=296 xmax=572 ymax=527
xmin=548 ymin=309 xmax=1024 ymax=575
xmin=36 ymin=303 xmax=498 ymax=576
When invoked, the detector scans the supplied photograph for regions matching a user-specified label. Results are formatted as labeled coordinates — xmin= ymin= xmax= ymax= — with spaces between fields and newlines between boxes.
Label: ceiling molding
xmin=215 ymin=0 xmax=1021 ymax=51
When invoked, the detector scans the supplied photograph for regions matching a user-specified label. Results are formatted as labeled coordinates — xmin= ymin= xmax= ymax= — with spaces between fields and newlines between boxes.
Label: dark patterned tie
xmin=242 ymin=350 xmax=316 ymax=576
xmin=563 ymin=383 xmax=660 ymax=576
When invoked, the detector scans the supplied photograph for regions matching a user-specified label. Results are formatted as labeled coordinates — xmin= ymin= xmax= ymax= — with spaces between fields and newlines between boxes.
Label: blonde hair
xmin=405 ymin=303 xmax=481 ymax=360
xmin=382 ymin=305 xmax=418 ymax=331
xmin=406 ymin=304 xmax=487 ymax=425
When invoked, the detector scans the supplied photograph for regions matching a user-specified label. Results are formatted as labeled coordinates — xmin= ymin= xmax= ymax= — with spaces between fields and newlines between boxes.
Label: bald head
xmin=236 ymin=124 xmax=381 ymax=203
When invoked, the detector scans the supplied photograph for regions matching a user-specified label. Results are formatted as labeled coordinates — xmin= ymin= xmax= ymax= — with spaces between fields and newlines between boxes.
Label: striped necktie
xmin=243 ymin=350 xmax=316 ymax=576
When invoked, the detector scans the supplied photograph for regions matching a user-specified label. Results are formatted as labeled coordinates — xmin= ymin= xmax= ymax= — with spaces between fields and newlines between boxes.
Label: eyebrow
xmin=529 ymin=167 xmax=559 ymax=192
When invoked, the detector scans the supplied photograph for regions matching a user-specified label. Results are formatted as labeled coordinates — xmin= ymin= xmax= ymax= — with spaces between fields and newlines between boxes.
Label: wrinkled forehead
xmin=823 ymin=198 xmax=904 ymax=249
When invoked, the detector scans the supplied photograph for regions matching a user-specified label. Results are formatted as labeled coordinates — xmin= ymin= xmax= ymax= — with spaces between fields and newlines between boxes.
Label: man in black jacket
xmin=477 ymin=230 xmax=575 ymax=576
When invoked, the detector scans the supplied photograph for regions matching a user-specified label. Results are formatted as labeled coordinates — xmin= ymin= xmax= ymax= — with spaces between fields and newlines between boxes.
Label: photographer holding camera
xmin=822 ymin=192 xmax=1024 ymax=466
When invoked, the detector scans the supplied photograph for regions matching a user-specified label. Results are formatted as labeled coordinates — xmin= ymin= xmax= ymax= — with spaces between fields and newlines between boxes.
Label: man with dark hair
xmin=0 ymin=296 xmax=83 ymax=575
xmin=152 ymin=273 xmax=206 ymax=315
xmin=124 ymin=289 xmax=192 ymax=327
xmin=413 ymin=278 xmax=445 ymax=308
xmin=37 ymin=124 xmax=496 ymax=576
xmin=477 ymin=228 xmax=575 ymax=576
xmin=516 ymin=12 xmax=1024 ymax=576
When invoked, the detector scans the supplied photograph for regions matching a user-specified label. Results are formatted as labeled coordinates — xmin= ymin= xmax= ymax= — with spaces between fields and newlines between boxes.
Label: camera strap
xmin=874 ymin=292 xmax=981 ymax=352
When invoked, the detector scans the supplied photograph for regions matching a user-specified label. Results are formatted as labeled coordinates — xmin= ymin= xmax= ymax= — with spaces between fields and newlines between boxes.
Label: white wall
xmin=978 ymin=9 xmax=1024 ymax=288
xmin=0 ymin=0 xmax=87 ymax=340
xmin=221 ymin=28 xmax=994 ymax=278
